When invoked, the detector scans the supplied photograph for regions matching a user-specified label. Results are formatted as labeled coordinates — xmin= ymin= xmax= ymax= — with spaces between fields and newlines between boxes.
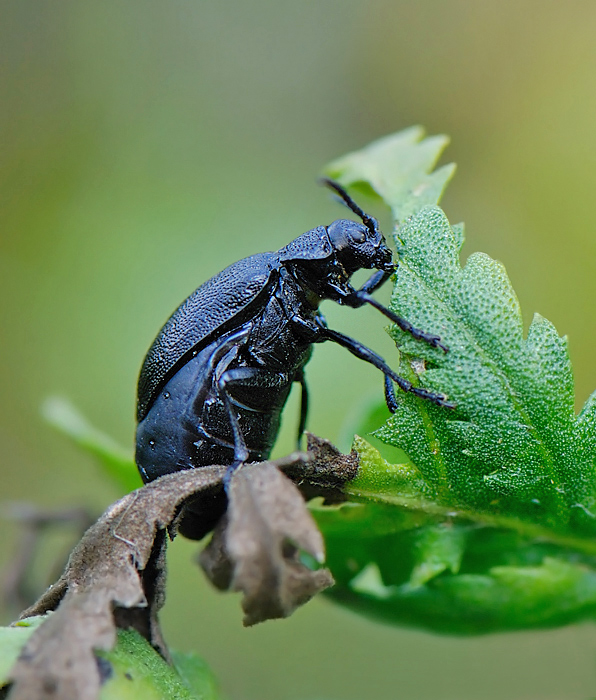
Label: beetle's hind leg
xmin=216 ymin=368 xmax=252 ymax=489
xmin=296 ymin=370 xmax=309 ymax=450
xmin=217 ymin=366 xmax=294 ymax=489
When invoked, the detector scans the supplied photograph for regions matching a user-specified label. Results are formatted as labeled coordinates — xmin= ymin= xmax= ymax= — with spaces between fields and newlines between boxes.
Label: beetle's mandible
xmin=136 ymin=180 xmax=452 ymax=537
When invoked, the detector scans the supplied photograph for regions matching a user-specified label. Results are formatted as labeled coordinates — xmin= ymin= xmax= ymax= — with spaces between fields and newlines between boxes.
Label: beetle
xmin=136 ymin=180 xmax=452 ymax=536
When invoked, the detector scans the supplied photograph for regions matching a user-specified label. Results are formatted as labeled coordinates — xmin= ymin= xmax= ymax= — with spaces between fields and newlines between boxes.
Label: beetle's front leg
xmin=341 ymin=276 xmax=449 ymax=353
xmin=330 ymin=268 xmax=391 ymax=307
xmin=358 ymin=268 xmax=393 ymax=296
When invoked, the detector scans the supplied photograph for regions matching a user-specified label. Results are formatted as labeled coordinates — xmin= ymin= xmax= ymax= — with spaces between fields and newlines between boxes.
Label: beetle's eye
xmin=349 ymin=228 xmax=367 ymax=244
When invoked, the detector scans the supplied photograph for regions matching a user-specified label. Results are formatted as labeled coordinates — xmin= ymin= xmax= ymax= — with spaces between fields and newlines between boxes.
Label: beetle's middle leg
xmin=317 ymin=323 xmax=454 ymax=408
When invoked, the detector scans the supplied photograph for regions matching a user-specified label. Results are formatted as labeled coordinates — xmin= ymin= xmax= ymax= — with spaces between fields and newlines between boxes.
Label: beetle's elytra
xmin=136 ymin=180 xmax=451 ymax=537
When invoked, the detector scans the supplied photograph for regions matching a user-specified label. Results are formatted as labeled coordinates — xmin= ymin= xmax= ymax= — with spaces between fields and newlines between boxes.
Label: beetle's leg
xmin=317 ymin=323 xmax=455 ymax=408
xmin=358 ymin=269 xmax=392 ymax=296
xmin=384 ymin=373 xmax=399 ymax=413
xmin=216 ymin=369 xmax=251 ymax=487
xmin=219 ymin=397 xmax=249 ymax=472
xmin=217 ymin=366 xmax=293 ymax=486
xmin=296 ymin=370 xmax=309 ymax=449
xmin=343 ymin=286 xmax=449 ymax=353
xmin=290 ymin=314 xmax=323 ymax=341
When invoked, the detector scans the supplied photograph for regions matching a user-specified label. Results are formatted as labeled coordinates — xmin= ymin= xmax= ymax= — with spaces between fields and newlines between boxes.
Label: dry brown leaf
xmin=281 ymin=434 xmax=359 ymax=502
xmin=200 ymin=460 xmax=334 ymax=625
xmin=8 ymin=466 xmax=226 ymax=700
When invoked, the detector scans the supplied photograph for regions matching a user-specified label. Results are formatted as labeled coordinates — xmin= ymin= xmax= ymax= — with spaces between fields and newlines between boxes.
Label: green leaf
xmin=379 ymin=206 xmax=594 ymax=530
xmin=316 ymin=127 xmax=596 ymax=634
xmin=42 ymin=396 xmax=141 ymax=493
xmin=0 ymin=617 xmax=41 ymax=686
xmin=324 ymin=126 xmax=455 ymax=221
xmin=327 ymin=553 xmax=596 ymax=635
xmin=315 ymin=440 xmax=596 ymax=633
xmin=97 ymin=630 xmax=221 ymax=700
xmin=170 ymin=651 xmax=221 ymax=700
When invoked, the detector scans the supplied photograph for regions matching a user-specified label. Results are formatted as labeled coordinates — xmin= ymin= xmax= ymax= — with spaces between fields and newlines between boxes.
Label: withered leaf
xmin=200 ymin=460 xmax=334 ymax=626
xmin=8 ymin=466 xmax=226 ymax=700
xmin=281 ymin=434 xmax=359 ymax=502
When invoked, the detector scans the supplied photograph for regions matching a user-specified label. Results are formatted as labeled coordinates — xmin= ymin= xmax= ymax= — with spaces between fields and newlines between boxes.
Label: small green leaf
xmin=0 ymin=617 xmax=42 ymax=686
xmin=170 ymin=651 xmax=221 ymax=700
xmin=42 ymin=396 xmax=141 ymax=493
xmin=324 ymin=126 xmax=455 ymax=221
xmin=97 ymin=630 xmax=221 ymax=700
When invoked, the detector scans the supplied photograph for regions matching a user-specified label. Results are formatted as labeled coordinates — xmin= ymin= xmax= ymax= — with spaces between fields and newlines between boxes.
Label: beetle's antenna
xmin=320 ymin=178 xmax=380 ymax=236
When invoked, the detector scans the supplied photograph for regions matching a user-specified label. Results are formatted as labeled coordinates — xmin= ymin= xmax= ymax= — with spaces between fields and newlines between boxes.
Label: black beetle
xmin=136 ymin=180 xmax=451 ymax=536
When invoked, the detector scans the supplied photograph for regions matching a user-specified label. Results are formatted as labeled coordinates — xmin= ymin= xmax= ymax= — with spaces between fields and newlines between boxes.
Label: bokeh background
xmin=2 ymin=1 xmax=596 ymax=698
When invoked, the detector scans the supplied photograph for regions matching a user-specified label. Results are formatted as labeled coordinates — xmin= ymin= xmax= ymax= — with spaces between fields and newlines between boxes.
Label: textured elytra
xmin=137 ymin=253 xmax=276 ymax=420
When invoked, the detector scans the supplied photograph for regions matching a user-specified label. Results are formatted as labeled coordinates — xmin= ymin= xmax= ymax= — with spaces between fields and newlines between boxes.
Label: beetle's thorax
xmin=285 ymin=255 xmax=352 ymax=305
xmin=301 ymin=284 xmax=323 ymax=310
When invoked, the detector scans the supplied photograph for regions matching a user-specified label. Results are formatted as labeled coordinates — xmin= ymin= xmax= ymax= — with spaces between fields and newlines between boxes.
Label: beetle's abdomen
xmin=135 ymin=329 xmax=301 ymax=483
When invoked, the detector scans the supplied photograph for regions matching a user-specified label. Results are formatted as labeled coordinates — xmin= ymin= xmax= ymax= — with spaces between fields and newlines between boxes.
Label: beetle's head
xmin=326 ymin=218 xmax=394 ymax=275
xmin=280 ymin=180 xmax=396 ymax=304
xmin=321 ymin=179 xmax=395 ymax=276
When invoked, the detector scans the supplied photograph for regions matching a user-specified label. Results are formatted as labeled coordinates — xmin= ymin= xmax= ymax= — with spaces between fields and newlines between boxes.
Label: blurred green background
xmin=2 ymin=1 xmax=596 ymax=698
